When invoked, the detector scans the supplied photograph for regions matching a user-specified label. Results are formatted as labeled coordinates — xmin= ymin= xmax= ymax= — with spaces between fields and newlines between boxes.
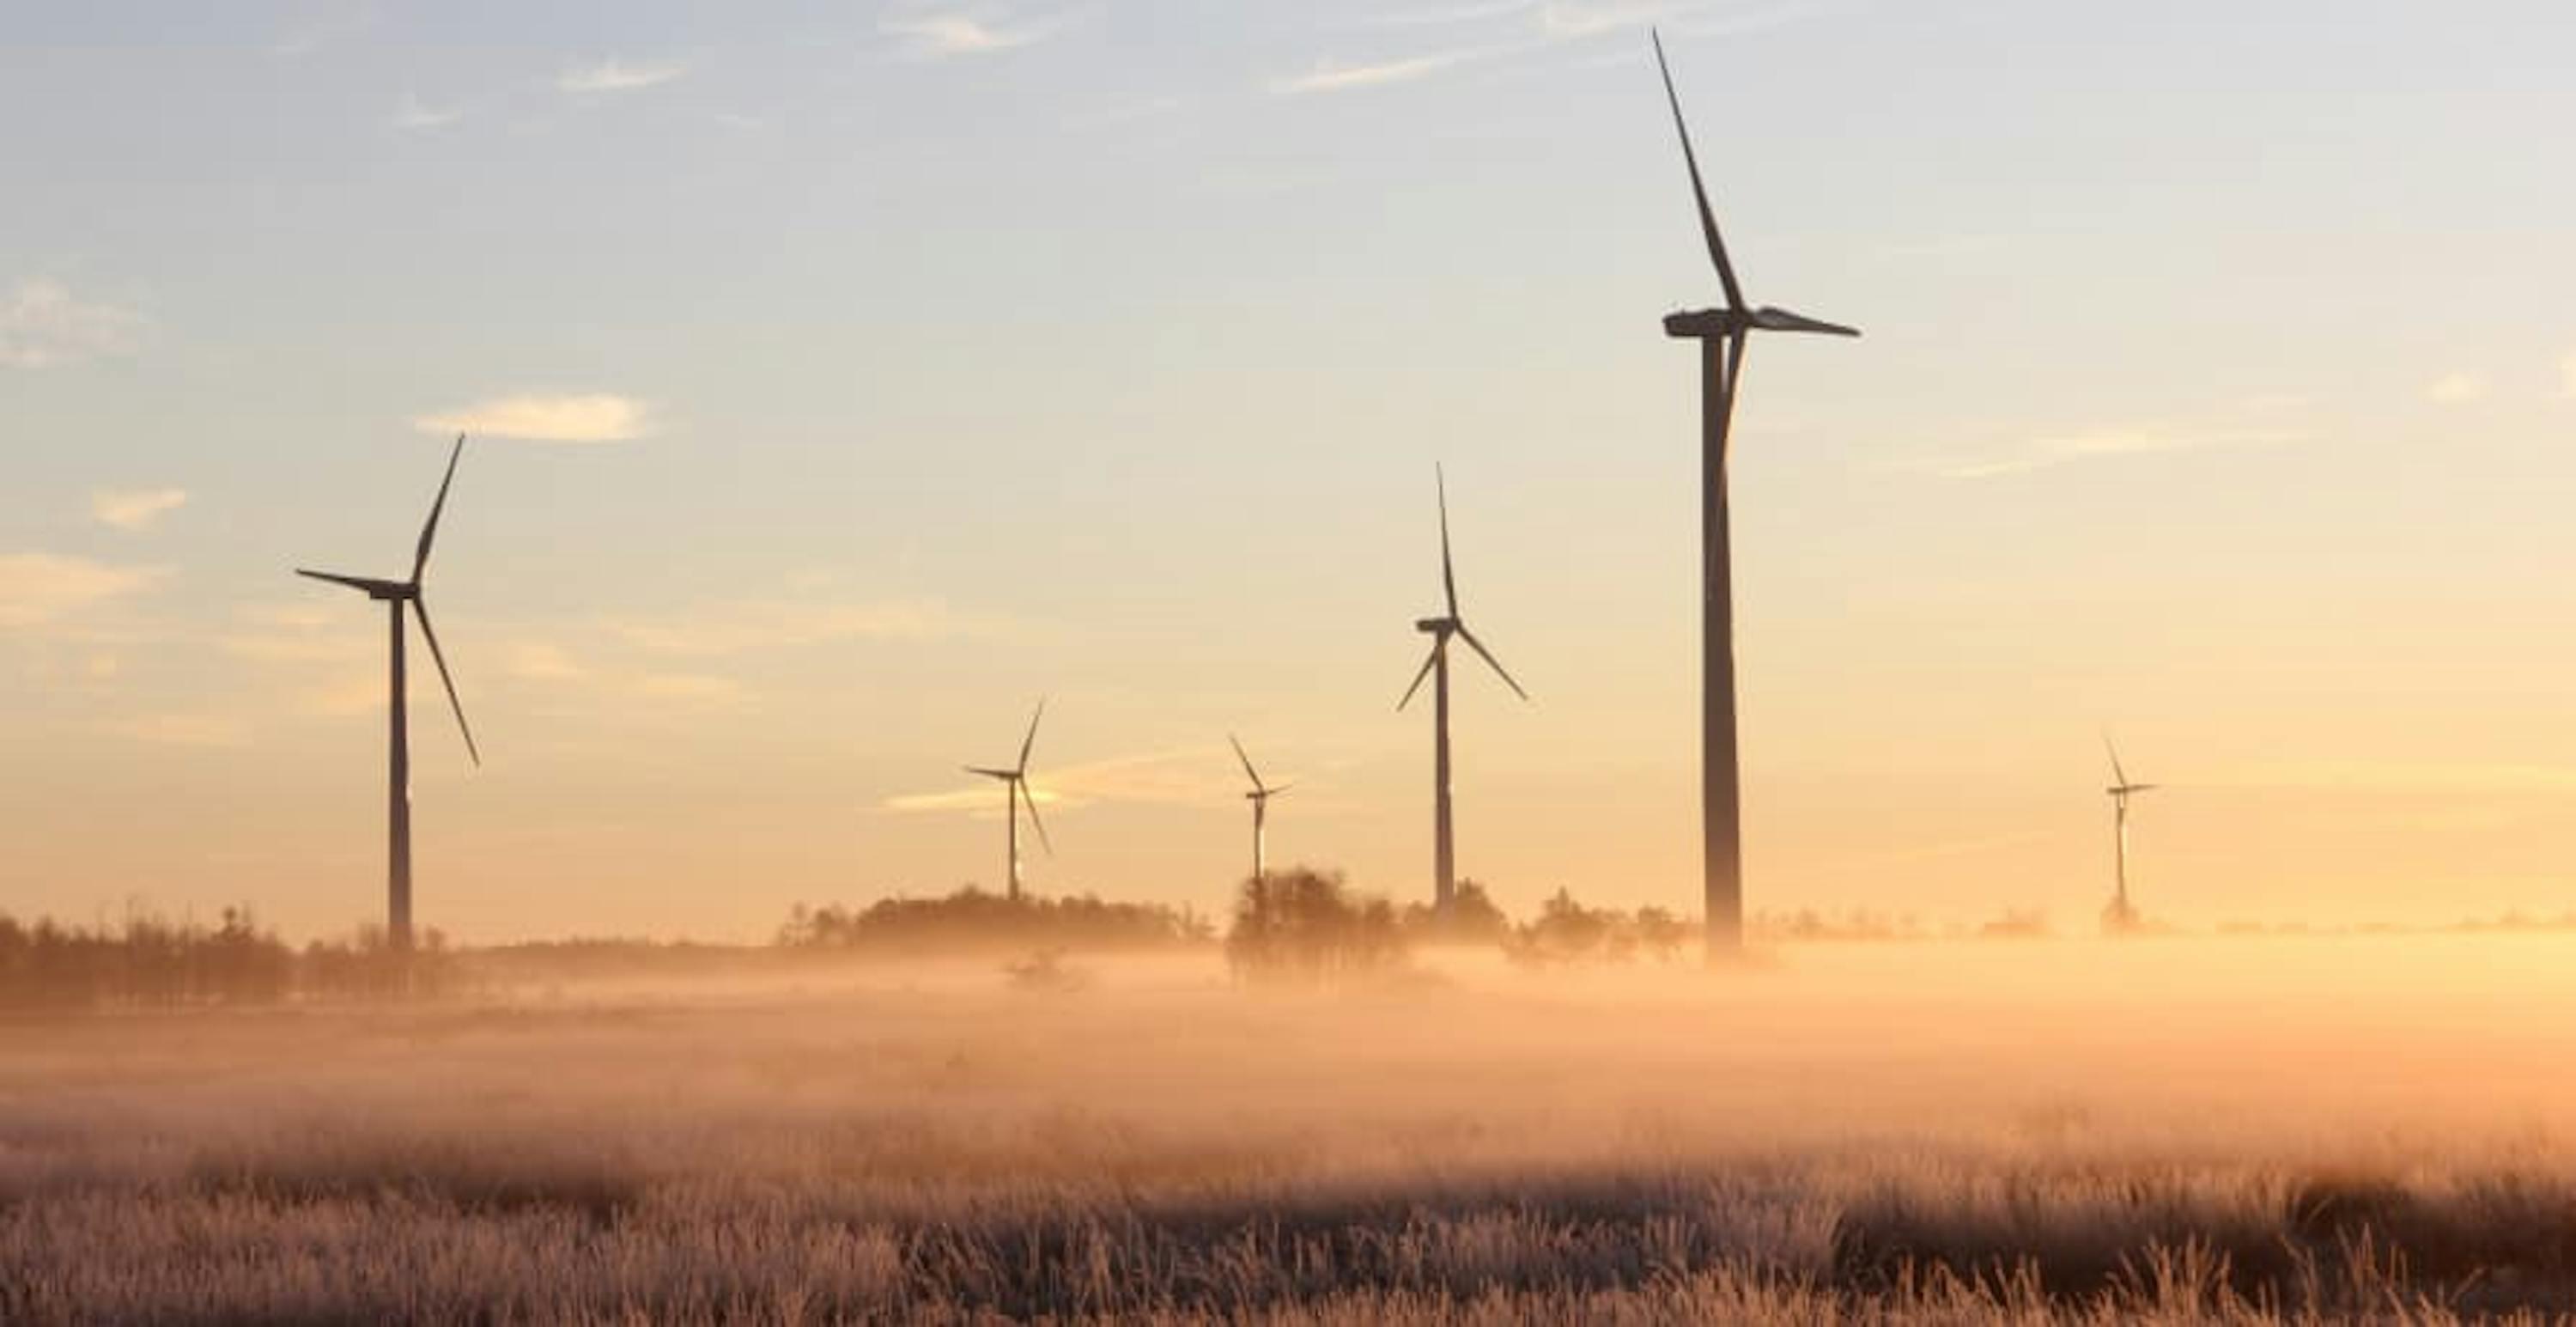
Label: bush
xmin=778 ymin=888 xmax=1212 ymax=957
xmin=1224 ymin=868 xmax=1408 ymax=984
xmin=1399 ymin=880 xmax=1512 ymax=945
xmin=0 ymin=910 xmax=449 ymax=1010
xmin=1503 ymin=892 xmax=1693 ymax=969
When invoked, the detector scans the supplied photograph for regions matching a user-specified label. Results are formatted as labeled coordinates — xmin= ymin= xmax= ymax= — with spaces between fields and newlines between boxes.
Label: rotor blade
xmin=1396 ymin=644 xmax=1440 ymax=711
xmin=1455 ymin=625 xmax=1530 ymax=702
xmin=1751 ymin=307 xmax=1862 ymax=337
xmin=1651 ymin=30 xmax=1745 ymax=311
xmin=1018 ymin=780 xmax=1054 ymax=856
xmin=1266 ymin=782 xmax=1294 ymax=797
xmin=1018 ymin=697 xmax=1046 ymax=773
xmin=412 ymin=435 xmax=465 ymax=583
xmin=1437 ymin=464 xmax=1459 ymax=618
xmin=2103 ymin=733 xmax=2129 ymax=787
xmin=296 ymin=569 xmax=392 ymax=596
xmin=1229 ymin=734 xmax=1263 ymax=789
xmin=411 ymin=598 xmax=481 ymax=767
xmin=965 ymin=766 xmax=1017 ymax=781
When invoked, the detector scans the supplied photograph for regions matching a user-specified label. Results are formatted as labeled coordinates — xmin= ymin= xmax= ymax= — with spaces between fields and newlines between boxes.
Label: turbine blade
xmin=966 ymin=766 xmax=1017 ymax=781
xmin=1267 ymin=782 xmax=1294 ymax=797
xmin=2103 ymin=733 xmax=2129 ymax=787
xmin=296 ymin=569 xmax=391 ymax=595
xmin=1018 ymin=780 xmax=1054 ymax=856
xmin=1397 ymin=645 xmax=1440 ymax=711
xmin=412 ymin=435 xmax=465 ymax=583
xmin=1229 ymin=734 xmax=1263 ymax=789
xmin=1456 ymin=625 xmax=1530 ymax=702
xmin=1751 ymin=307 xmax=1862 ymax=337
xmin=1437 ymin=464 xmax=1459 ymax=618
xmin=1652 ymin=30 xmax=1745 ymax=311
xmin=1018 ymin=697 xmax=1046 ymax=772
xmin=411 ymin=598 xmax=480 ymax=767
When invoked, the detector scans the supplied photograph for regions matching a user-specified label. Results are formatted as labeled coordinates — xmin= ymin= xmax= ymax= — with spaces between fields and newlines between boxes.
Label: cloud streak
xmin=392 ymin=96 xmax=462 ymax=131
xmin=882 ymin=10 xmax=1064 ymax=59
xmin=416 ymin=393 xmax=657 ymax=443
xmin=1273 ymin=50 xmax=1481 ymax=94
xmin=0 ymin=554 xmax=161 ymax=631
xmin=1 ymin=280 xmax=144 ymax=370
xmin=605 ymin=597 xmax=989 ymax=657
xmin=91 ymin=489 xmax=188 ymax=532
xmin=556 ymin=58 xmax=686 ymax=94
xmin=1926 ymin=424 xmax=2308 ymax=480
xmin=2424 ymin=372 xmax=2486 ymax=405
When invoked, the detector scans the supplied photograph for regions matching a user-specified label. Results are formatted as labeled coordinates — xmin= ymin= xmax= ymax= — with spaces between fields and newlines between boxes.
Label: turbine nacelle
xmin=297 ymin=570 xmax=416 ymax=601
xmin=1414 ymin=616 xmax=1457 ymax=636
xmin=1663 ymin=306 xmax=1862 ymax=340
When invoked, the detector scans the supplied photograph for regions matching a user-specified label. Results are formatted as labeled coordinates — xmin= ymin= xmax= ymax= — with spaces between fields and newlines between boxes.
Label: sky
xmin=5 ymin=0 xmax=2575 ymax=943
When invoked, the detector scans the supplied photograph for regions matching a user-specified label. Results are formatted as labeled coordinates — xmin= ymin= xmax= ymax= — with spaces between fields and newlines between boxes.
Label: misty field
xmin=7 ymin=938 xmax=2576 ymax=1324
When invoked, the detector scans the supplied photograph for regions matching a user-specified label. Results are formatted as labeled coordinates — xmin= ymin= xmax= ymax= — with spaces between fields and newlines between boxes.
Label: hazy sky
xmin=6 ymin=0 xmax=2574 ymax=941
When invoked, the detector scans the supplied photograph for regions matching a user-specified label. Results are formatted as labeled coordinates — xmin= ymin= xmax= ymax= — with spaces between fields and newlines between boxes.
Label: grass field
xmin=6 ymin=937 xmax=2576 ymax=1323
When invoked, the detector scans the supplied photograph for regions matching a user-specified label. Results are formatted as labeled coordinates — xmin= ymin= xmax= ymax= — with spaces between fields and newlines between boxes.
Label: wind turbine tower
xmin=296 ymin=435 xmax=483 ymax=952
xmin=1229 ymin=734 xmax=1291 ymax=885
xmin=2103 ymin=736 xmax=2158 ymax=933
xmin=1651 ymin=31 xmax=1859 ymax=960
xmin=1398 ymin=466 xmax=1528 ymax=916
xmin=967 ymin=700 xmax=1052 ymax=902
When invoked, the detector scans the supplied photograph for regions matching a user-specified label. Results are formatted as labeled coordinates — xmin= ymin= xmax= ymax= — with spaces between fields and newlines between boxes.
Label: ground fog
xmin=5 ymin=936 xmax=2576 ymax=1323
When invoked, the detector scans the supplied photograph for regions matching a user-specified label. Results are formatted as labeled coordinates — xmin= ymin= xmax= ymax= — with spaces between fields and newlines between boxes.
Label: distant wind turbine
xmin=1229 ymin=734 xmax=1291 ymax=886
xmin=1652 ymin=30 xmax=1859 ymax=961
xmin=1398 ymin=466 xmax=1528 ymax=916
xmin=2102 ymin=735 xmax=2157 ymax=933
xmin=966 ymin=700 xmax=1051 ymax=902
xmin=296 ymin=434 xmax=482 ymax=953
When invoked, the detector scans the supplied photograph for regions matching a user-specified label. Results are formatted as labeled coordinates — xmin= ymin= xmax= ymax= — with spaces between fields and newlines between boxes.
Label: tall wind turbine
xmin=1229 ymin=734 xmax=1291 ymax=886
xmin=966 ymin=700 xmax=1051 ymax=902
xmin=1398 ymin=466 xmax=1528 ymax=916
xmin=296 ymin=434 xmax=482 ymax=953
xmin=1652 ymin=31 xmax=1859 ymax=960
xmin=2102 ymin=736 xmax=2157 ymax=933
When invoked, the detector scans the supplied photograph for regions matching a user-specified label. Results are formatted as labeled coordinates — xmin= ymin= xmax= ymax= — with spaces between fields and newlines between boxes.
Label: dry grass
xmin=4 ymin=938 xmax=2576 ymax=1323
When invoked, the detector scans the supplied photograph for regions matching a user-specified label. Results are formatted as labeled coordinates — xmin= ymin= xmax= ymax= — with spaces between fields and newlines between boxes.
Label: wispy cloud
xmin=881 ymin=9 xmax=1065 ymax=59
xmin=392 ymin=95 xmax=462 ymax=131
xmin=222 ymin=603 xmax=369 ymax=667
xmin=113 ymin=714 xmax=250 ymax=748
xmin=1924 ymin=423 xmax=2308 ymax=481
xmin=1354 ymin=1 xmax=1540 ymax=27
xmin=605 ymin=597 xmax=989 ymax=657
xmin=416 ymin=393 xmax=657 ymax=443
xmin=0 ymin=554 xmax=161 ymax=631
xmin=2225 ymin=760 xmax=2576 ymax=797
xmin=1273 ymin=50 xmax=1481 ymax=94
xmin=503 ymin=641 xmax=588 ymax=682
xmin=556 ymin=58 xmax=687 ymax=95
xmin=91 ymin=488 xmax=187 ymax=532
xmin=628 ymin=673 xmax=750 ymax=708
xmin=888 ymin=744 xmax=1274 ymax=815
xmin=1 ymin=280 xmax=145 ymax=370
xmin=2424 ymin=372 xmax=2486 ymax=405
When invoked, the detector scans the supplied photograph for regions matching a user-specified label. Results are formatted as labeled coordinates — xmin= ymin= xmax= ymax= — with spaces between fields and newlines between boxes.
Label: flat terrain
xmin=6 ymin=937 xmax=2576 ymax=1323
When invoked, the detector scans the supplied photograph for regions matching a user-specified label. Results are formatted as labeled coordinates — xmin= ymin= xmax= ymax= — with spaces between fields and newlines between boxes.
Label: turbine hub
xmin=1414 ymin=617 xmax=1455 ymax=635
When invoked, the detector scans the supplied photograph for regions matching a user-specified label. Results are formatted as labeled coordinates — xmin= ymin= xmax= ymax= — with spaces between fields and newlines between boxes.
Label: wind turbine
xmin=966 ymin=700 xmax=1051 ymax=902
xmin=1652 ymin=31 xmax=1859 ymax=961
xmin=2102 ymin=736 xmax=2157 ymax=933
xmin=1398 ymin=466 xmax=1528 ymax=916
xmin=296 ymin=434 xmax=482 ymax=953
xmin=1229 ymin=734 xmax=1291 ymax=886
